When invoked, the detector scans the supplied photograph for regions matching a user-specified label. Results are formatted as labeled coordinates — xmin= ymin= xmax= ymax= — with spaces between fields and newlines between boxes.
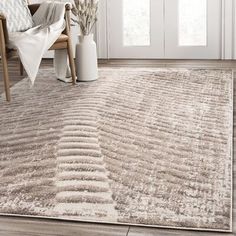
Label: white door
xmin=106 ymin=0 xmax=222 ymax=59
xmin=107 ymin=0 xmax=164 ymax=59
xmin=165 ymin=0 xmax=222 ymax=59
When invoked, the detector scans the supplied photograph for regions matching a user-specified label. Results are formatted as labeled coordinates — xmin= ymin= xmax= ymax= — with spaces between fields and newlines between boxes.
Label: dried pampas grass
xmin=72 ymin=0 xmax=98 ymax=35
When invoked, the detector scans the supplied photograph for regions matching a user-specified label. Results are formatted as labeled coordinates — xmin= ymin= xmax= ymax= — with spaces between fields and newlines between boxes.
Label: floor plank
xmin=0 ymin=217 xmax=129 ymax=236
xmin=0 ymin=59 xmax=235 ymax=236
xmin=127 ymin=227 xmax=234 ymax=236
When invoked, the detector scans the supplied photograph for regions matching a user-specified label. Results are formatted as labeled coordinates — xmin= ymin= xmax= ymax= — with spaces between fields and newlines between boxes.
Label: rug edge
xmin=0 ymin=213 xmax=233 ymax=233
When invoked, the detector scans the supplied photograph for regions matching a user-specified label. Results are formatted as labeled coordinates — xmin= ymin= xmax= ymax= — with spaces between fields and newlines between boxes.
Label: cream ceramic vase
xmin=75 ymin=34 xmax=98 ymax=82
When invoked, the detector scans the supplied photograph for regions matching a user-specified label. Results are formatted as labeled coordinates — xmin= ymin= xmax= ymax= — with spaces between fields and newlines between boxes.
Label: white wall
xmin=221 ymin=0 xmax=234 ymax=59
xmin=29 ymin=0 xmax=44 ymax=3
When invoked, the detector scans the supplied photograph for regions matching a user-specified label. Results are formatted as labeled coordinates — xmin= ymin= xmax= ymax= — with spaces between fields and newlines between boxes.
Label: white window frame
xmin=96 ymin=0 xmax=235 ymax=60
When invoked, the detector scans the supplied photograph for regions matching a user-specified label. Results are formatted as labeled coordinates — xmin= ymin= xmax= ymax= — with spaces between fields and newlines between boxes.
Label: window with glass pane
xmin=179 ymin=0 xmax=207 ymax=46
xmin=123 ymin=0 xmax=150 ymax=46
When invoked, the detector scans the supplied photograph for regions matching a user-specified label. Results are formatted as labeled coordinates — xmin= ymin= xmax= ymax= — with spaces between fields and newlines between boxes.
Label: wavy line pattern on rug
xmin=0 ymin=68 xmax=233 ymax=231
xmin=54 ymin=102 xmax=118 ymax=221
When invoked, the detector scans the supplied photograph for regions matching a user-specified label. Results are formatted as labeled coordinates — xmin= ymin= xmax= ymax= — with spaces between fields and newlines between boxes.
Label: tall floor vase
xmin=75 ymin=34 xmax=98 ymax=82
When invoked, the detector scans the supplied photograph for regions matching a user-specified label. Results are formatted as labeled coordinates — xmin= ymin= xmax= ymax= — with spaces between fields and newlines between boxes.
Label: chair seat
xmin=55 ymin=34 xmax=68 ymax=43
xmin=49 ymin=34 xmax=69 ymax=50
xmin=7 ymin=33 xmax=69 ymax=50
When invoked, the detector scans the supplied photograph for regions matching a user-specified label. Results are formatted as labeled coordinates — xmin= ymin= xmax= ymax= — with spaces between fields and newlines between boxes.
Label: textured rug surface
xmin=0 ymin=68 xmax=233 ymax=231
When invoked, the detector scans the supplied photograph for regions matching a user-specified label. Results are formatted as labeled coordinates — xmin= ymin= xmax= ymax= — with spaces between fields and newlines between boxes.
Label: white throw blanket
xmin=8 ymin=1 xmax=70 ymax=84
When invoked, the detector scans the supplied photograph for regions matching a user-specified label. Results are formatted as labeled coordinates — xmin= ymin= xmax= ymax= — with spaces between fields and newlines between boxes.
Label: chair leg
xmin=0 ymin=26 xmax=11 ymax=102
xmin=0 ymin=20 xmax=10 ymax=102
xmin=20 ymin=60 xmax=24 ymax=76
xmin=1 ymin=51 xmax=10 ymax=102
xmin=67 ymin=40 xmax=76 ymax=85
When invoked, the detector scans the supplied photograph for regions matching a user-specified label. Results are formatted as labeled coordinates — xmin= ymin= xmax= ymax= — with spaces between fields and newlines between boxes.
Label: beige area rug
xmin=0 ymin=68 xmax=233 ymax=232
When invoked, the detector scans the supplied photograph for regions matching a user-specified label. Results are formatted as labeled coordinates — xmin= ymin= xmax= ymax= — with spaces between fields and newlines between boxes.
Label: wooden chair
xmin=0 ymin=2 xmax=76 ymax=102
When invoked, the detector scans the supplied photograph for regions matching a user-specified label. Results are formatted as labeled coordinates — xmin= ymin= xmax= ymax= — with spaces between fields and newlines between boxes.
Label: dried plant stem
xmin=72 ymin=0 xmax=98 ymax=35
